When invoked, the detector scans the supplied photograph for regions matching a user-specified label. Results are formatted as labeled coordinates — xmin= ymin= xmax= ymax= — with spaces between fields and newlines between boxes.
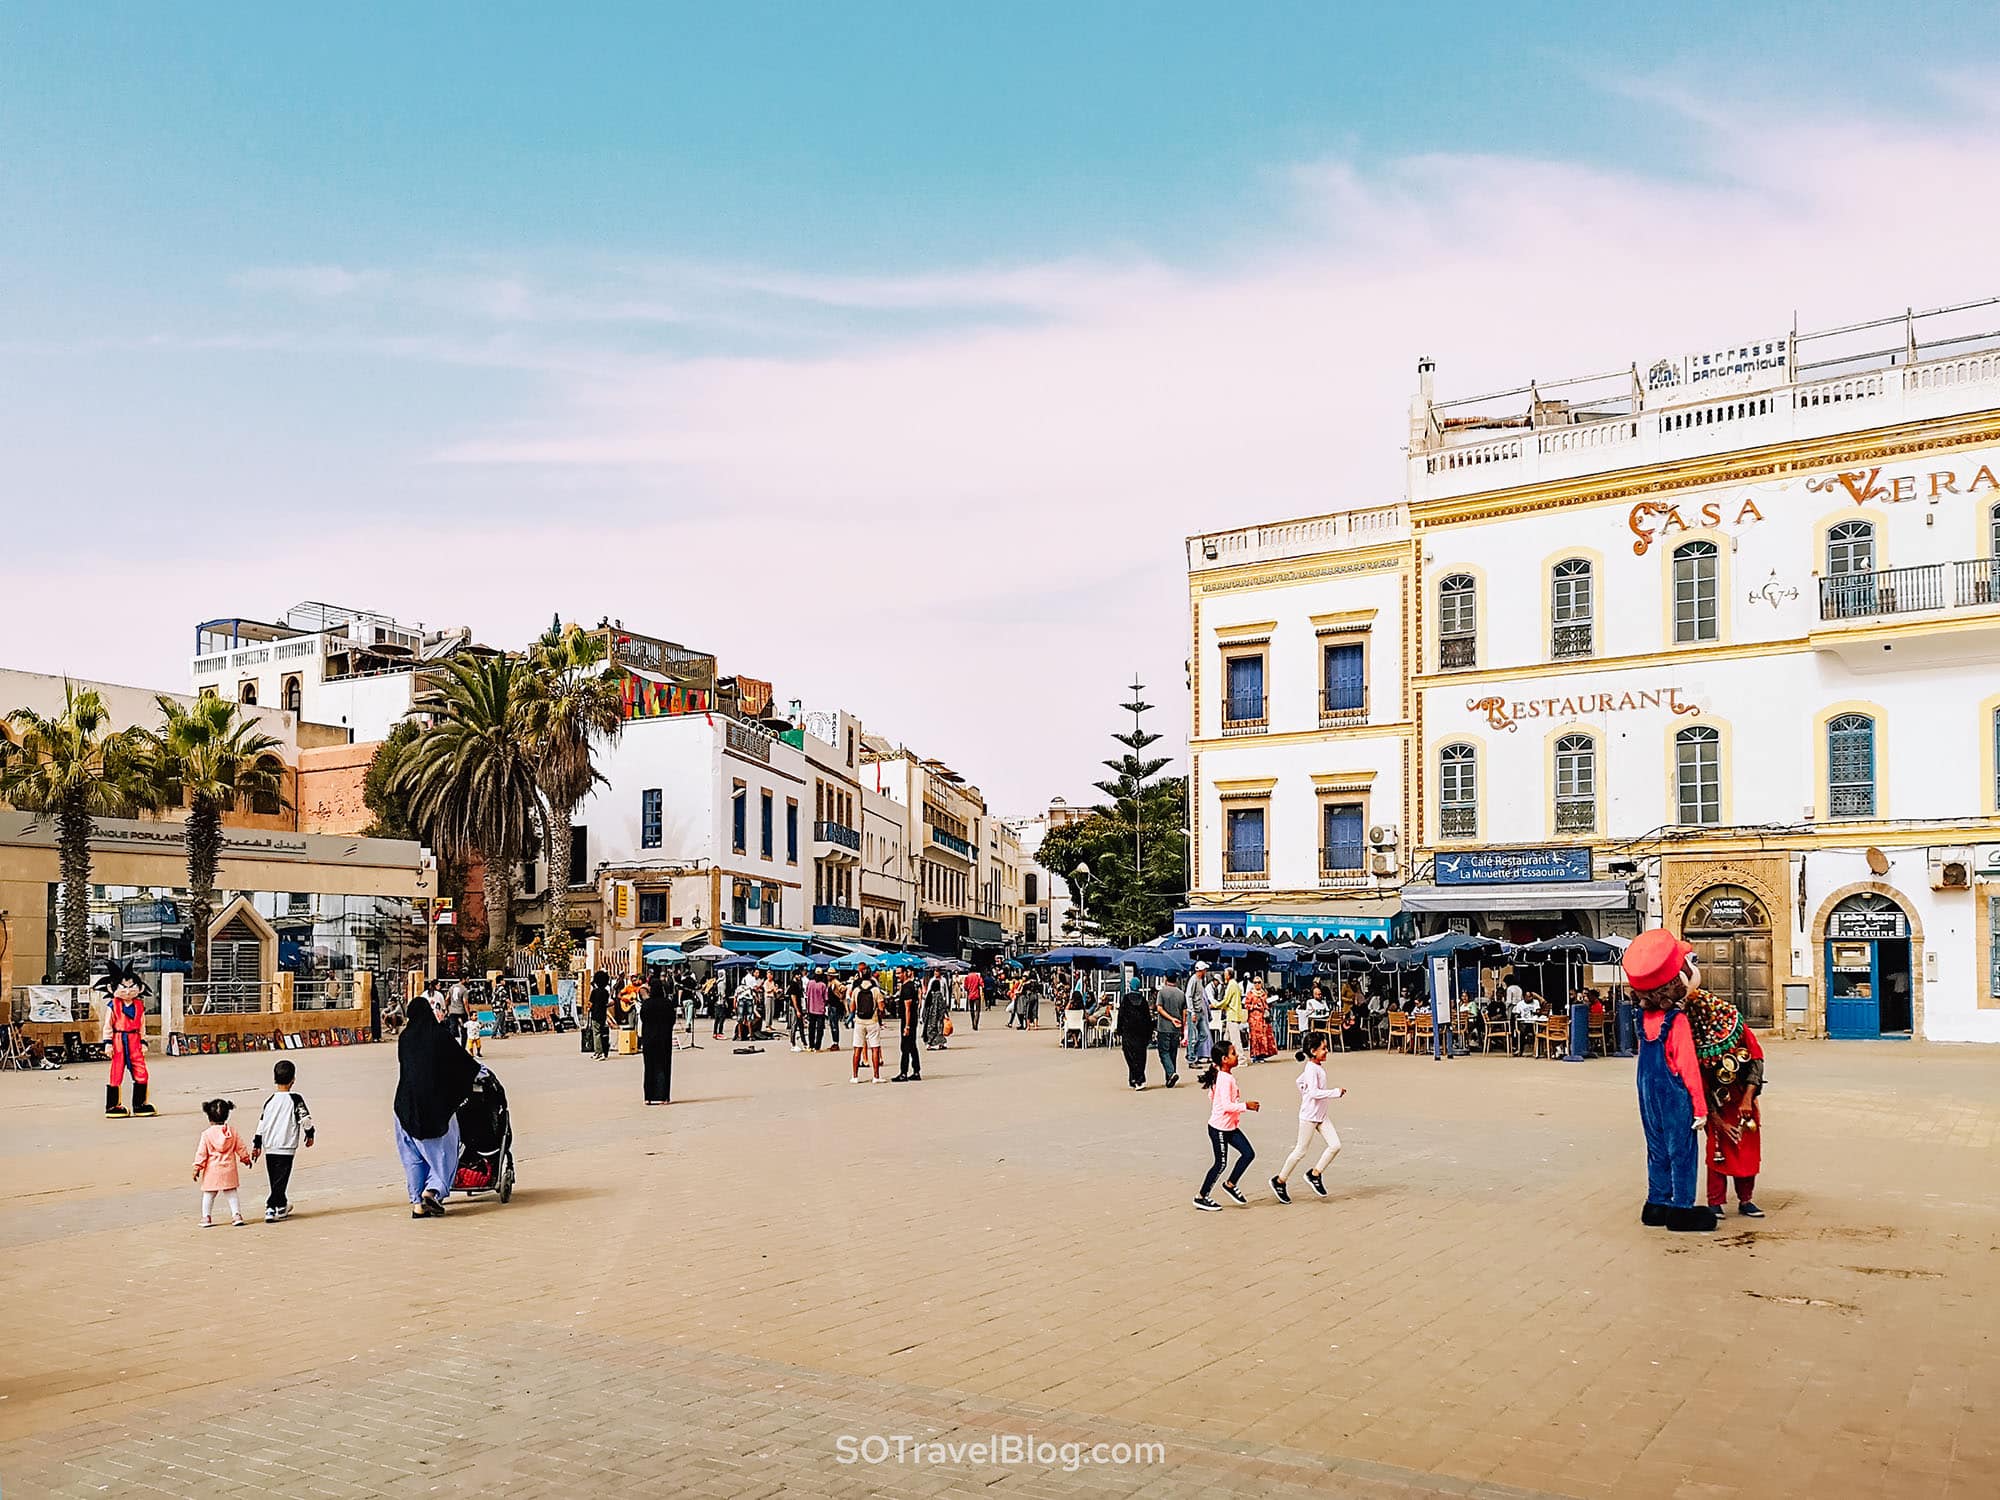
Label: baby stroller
xmin=452 ymin=1068 xmax=516 ymax=1204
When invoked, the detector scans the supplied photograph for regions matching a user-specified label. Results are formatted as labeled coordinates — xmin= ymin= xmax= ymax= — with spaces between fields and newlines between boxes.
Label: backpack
xmin=854 ymin=982 xmax=878 ymax=1021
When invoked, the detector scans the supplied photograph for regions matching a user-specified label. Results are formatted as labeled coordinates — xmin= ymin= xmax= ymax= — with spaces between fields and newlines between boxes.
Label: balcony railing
xmin=812 ymin=904 xmax=860 ymax=929
xmin=814 ymin=820 xmax=861 ymax=852
xmin=1551 ymin=622 xmax=1593 ymax=659
xmin=1820 ymin=563 xmax=1946 ymax=620
xmin=1222 ymin=852 xmax=1268 ymax=888
xmin=929 ymin=826 xmax=975 ymax=859
xmin=1439 ymin=805 xmax=1477 ymax=838
xmin=1319 ymin=850 xmax=1369 ymax=887
xmin=1439 ymin=635 xmax=1476 ymax=670
xmin=1555 ymin=799 xmax=1597 ymax=834
xmin=1221 ymin=696 xmax=1268 ymax=735
xmin=1955 ymin=558 xmax=2000 ymax=606
xmin=1319 ymin=695 xmax=1366 ymax=728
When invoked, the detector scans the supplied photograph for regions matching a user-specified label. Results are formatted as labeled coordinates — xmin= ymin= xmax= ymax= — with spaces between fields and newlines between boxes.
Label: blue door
xmin=1823 ymin=939 xmax=1880 ymax=1039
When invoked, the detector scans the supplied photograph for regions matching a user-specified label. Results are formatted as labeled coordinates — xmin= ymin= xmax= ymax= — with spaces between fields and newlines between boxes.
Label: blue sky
xmin=2 ymin=5 xmax=1993 ymax=809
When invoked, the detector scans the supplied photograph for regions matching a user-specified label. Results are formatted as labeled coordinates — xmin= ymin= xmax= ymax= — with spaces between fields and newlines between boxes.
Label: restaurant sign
xmin=1435 ymin=847 xmax=1593 ymax=886
xmin=1469 ymin=684 xmax=1699 ymax=733
xmin=1244 ymin=913 xmax=1395 ymax=941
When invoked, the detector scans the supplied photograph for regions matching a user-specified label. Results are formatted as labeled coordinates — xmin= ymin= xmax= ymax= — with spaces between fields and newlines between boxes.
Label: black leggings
xmin=1200 ymin=1127 xmax=1255 ymax=1196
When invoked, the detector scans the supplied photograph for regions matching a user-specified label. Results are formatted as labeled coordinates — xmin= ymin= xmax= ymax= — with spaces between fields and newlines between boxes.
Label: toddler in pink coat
xmin=192 ymin=1098 xmax=253 ymax=1227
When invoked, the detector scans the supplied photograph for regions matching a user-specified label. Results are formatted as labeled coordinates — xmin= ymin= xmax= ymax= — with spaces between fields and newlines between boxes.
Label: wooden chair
xmin=1387 ymin=1010 xmax=1412 ymax=1053
xmin=1412 ymin=1012 xmax=1434 ymax=1054
xmin=1589 ymin=1015 xmax=1613 ymax=1056
xmin=1480 ymin=1014 xmax=1510 ymax=1054
xmin=1451 ymin=1014 xmax=1473 ymax=1054
xmin=1535 ymin=1016 xmax=1567 ymax=1059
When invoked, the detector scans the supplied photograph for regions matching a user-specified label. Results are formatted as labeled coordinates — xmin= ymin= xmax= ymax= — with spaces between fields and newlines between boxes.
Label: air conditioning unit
xmin=1369 ymin=852 xmax=1398 ymax=877
xmin=1368 ymin=824 xmax=1400 ymax=849
xmin=1931 ymin=848 xmax=1973 ymax=891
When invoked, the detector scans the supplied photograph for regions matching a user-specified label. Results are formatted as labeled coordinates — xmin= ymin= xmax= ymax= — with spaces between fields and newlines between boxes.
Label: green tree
xmin=360 ymin=720 xmax=424 ymax=840
xmin=396 ymin=655 xmax=544 ymax=969
xmin=133 ymin=695 xmax=290 ymax=983
xmin=1037 ymin=679 xmax=1188 ymax=947
xmin=0 ymin=683 xmax=152 ymax=982
xmin=519 ymin=622 xmax=624 ymax=973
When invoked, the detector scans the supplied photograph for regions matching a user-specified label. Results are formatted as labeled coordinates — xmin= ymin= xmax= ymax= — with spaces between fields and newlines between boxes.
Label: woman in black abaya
xmin=641 ymin=967 xmax=677 ymax=1105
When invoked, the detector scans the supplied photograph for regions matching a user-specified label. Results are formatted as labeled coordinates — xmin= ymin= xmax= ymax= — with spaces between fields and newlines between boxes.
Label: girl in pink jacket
xmin=1193 ymin=1040 xmax=1260 ymax=1211
xmin=192 ymin=1098 xmax=253 ymax=1227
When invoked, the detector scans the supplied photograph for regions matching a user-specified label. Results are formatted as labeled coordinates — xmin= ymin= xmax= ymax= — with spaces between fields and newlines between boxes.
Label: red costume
xmin=1687 ymin=991 xmax=1764 ymax=1215
xmin=99 ymin=961 xmax=157 ymax=1118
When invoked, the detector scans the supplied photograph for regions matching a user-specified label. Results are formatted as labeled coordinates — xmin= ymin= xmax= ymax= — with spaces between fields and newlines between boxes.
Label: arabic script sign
xmin=1468 ymin=685 xmax=1700 ymax=734
xmin=1435 ymin=847 xmax=1593 ymax=886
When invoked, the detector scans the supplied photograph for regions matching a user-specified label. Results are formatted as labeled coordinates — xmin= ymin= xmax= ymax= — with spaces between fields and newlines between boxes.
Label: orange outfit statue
xmin=99 ymin=960 xmax=157 ymax=1118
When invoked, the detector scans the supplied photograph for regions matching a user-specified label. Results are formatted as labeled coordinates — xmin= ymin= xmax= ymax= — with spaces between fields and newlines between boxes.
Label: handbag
xmin=943 ymin=1015 xmax=954 ymax=1038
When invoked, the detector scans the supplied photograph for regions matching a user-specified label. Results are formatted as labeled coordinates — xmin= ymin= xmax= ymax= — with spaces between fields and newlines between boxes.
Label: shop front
xmin=1822 ymin=892 xmax=1916 ymax=1039
xmin=1402 ymin=846 xmax=1640 ymax=942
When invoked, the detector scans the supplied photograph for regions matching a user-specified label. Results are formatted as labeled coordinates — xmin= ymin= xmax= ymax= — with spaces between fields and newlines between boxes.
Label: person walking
xmin=1186 ymin=964 xmax=1214 ymax=1068
xmin=1153 ymin=973 xmax=1187 ymax=1088
xmin=392 ymin=988 xmax=480 ymax=1219
xmin=191 ymin=1098 xmax=254 ymax=1227
xmin=1115 ymin=978 xmax=1153 ymax=1091
xmin=641 ymin=967 xmax=677 ymax=1105
xmin=826 ymin=972 xmax=846 ymax=1052
xmin=922 ymin=972 xmax=949 ymax=1050
xmin=1271 ymin=1031 xmax=1344 ymax=1203
xmin=786 ymin=972 xmax=807 ymax=1052
xmin=964 ymin=967 xmax=984 ymax=1028
xmin=849 ymin=966 xmax=885 ymax=1083
xmin=805 ymin=969 xmax=829 ymax=1052
xmin=1245 ymin=977 xmax=1278 ymax=1063
xmin=1220 ymin=970 xmax=1248 ymax=1058
xmin=588 ymin=971 xmax=611 ymax=1061
xmin=893 ymin=972 xmax=924 ymax=1082
xmin=964 ymin=972 xmax=981 ymax=1031
xmin=1192 ymin=1040 xmax=1258 ymax=1211
xmin=251 ymin=1059 xmax=315 ymax=1221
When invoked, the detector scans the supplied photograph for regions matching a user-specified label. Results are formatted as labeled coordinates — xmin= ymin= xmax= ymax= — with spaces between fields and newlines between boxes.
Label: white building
xmin=190 ymin=602 xmax=485 ymax=743
xmin=860 ymin=738 xmax=1004 ymax=958
xmin=1189 ymin=296 xmax=2000 ymax=1042
xmin=1007 ymin=799 xmax=1091 ymax=948
xmin=859 ymin=781 xmax=914 ymax=945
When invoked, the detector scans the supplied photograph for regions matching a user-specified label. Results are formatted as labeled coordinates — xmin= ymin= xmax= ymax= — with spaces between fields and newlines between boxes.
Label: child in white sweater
xmin=251 ymin=1059 xmax=315 ymax=1222
xmin=1271 ymin=1031 xmax=1344 ymax=1203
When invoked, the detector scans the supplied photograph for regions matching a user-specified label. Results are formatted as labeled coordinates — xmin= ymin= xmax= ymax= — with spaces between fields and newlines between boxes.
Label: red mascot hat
xmin=1622 ymin=928 xmax=1693 ymax=991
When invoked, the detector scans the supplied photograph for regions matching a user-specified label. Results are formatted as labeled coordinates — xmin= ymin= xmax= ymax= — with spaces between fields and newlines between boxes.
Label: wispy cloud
xmin=8 ymin=95 xmax=1999 ymax=812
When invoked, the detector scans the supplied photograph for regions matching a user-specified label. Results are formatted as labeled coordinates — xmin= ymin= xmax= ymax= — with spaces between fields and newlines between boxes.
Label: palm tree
xmin=0 ymin=683 xmax=152 ymax=983
xmin=396 ymin=655 xmax=543 ymax=967
xmin=133 ymin=695 xmax=290 ymax=983
xmin=520 ymin=623 xmax=625 ymax=968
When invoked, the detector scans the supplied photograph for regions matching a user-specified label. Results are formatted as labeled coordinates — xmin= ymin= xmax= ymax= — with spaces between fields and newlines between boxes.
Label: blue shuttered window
xmin=1225 ymin=656 xmax=1264 ymax=723
xmin=641 ymin=788 xmax=662 ymax=849
xmin=1225 ymin=807 xmax=1266 ymax=873
xmin=1323 ymin=643 xmax=1365 ymax=713
xmin=1827 ymin=714 xmax=1876 ymax=818
xmin=1321 ymin=802 xmax=1364 ymax=871
xmin=760 ymin=791 xmax=774 ymax=857
xmin=731 ymin=787 xmax=747 ymax=853
xmin=786 ymin=802 xmax=799 ymax=863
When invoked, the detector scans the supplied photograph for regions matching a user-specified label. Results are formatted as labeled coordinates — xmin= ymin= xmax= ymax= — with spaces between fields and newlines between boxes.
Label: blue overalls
xmin=1636 ymin=1009 xmax=1698 ymax=1210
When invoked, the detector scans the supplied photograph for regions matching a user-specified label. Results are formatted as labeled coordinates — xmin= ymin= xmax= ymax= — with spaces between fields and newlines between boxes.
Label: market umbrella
xmin=759 ymin=949 xmax=812 ymax=970
xmin=715 ymin=953 xmax=758 ymax=970
xmin=1121 ymin=947 xmax=1193 ymax=976
xmin=1043 ymin=946 xmax=1124 ymax=969
xmin=1518 ymin=933 xmax=1621 ymax=963
xmin=684 ymin=943 xmax=732 ymax=961
xmin=876 ymin=951 xmax=925 ymax=970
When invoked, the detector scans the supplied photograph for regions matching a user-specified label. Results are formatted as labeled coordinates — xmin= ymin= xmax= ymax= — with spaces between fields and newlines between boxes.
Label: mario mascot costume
xmin=99 ymin=960 xmax=158 ymax=1118
xmin=1622 ymin=929 xmax=1716 ymax=1232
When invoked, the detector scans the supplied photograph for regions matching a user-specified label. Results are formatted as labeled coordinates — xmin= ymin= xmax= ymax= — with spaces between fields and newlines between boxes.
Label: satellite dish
xmin=1864 ymin=846 xmax=1890 ymax=876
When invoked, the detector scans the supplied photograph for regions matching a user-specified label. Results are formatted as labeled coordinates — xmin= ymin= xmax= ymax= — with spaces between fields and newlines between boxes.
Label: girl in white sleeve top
xmin=1271 ymin=1031 xmax=1344 ymax=1203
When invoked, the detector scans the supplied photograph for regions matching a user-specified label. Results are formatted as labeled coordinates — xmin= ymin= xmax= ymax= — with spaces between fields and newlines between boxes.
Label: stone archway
xmin=1809 ymin=880 xmax=1924 ymax=1040
xmin=1669 ymin=863 xmax=1786 ymax=936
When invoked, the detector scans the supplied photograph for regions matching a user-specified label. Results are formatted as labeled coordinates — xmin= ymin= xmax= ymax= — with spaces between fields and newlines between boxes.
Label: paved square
xmin=2 ymin=1023 xmax=1996 ymax=1499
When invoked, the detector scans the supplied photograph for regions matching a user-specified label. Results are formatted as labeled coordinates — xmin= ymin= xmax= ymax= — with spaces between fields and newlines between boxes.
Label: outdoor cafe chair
xmin=1480 ymin=1016 xmax=1509 ymax=1055
xmin=1386 ymin=1010 xmax=1412 ymax=1053
xmin=1412 ymin=1012 xmax=1434 ymax=1054
xmin=1535 ymin=1016 xmax=1566 ymax=1059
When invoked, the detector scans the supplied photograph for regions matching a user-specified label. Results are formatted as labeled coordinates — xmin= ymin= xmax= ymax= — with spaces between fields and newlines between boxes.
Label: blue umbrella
xmin=759 ymin=949 xmax=812 ymax=970
xmin=1519 ymin=933 xmax=1621 ymax=963
xmin=1122 ymin=948 xmax=1193 ymax=976
xmin=876 ymin=951 xmax=925 ymax=970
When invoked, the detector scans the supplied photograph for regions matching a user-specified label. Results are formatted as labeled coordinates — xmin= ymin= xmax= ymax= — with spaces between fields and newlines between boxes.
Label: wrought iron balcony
xmin=1319 ymin=694 xmax=1366 ymax=728
xmin=1319 ymin=849 xmax=1369 ymax=887
xmin=1555 ymin=798 xmax=1597 ymax=833
xmin=1955 ymin=558 xmax=2000 ymax=606
xmin=1551 ymin=622 xmax=1593 ymax=659
xmin=1222 ymin=851 xmax=1268 ymax=888
xmin=1221 ymin=696 xmax=1268 ymax=735
xmin=1439 ymin=635 xmax=1476 ymax=670
xmin=814 ymin=820 xmax=861 ymax=852
xmin=1439 ymin=805 xmax=1477 ymax=838
xmin=1819 ymin=562 xmax=1946 ymax=620
xmin=812 ymin=904 xmax=860 ymax=929
xmin=929 ymin=825 xmax=975 ymax=859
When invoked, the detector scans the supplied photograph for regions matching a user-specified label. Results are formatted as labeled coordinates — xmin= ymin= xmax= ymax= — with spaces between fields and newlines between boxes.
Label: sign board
xmin=1645 ymin=335 xmax=1789 ymax=398
xmin=119 ymin=899 xmax=181 ymax=928
xmin=25 ymin=986 xmax=80 ymax=1023
xmin=1830 ymin=906 xmax=1907 ymax=939
xmin=1243 ymin=913 xmax=1394 ymax=941
xmin=433 ymin=898 xmax=456 ymax=927
xmin=1699 ymin=895 xmax=1753 ymax=928
xmin=1434 ymin=847 xmax=1593 ymax=886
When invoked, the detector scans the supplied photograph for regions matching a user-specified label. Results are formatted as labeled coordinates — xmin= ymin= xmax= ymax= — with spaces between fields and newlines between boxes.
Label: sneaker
xmin=1220 ymin=1182 xmax=1247 ymax=1205
xmin=1739 ymin=1202 xmax=1765 ymax=1218
xmin=275 ymin=1205 xmax=292 ymax=1220
xmin=891 ymin=1074 xmax=909 ymax=1083
xmin=1192 ymin=1197 xmax=1222 ymax=1212
xmin=1271 ymin=1176 xmax=1291 ymax=1204
xmin=231 ymin=1217 xmax=246 ymax=1227
xmin=1306 ymin=1171 xmax=1328 ymax=1198
xmin=1164 ymin=1076 xmax=1179 ymax=1088
xmin=264 ymin=1209 xmax=277 ymax=1223
xmin=850 ymin=1075 xmax=863 ymax=1084
xmin=201 ymin=1217 xmax=214 ymax=1228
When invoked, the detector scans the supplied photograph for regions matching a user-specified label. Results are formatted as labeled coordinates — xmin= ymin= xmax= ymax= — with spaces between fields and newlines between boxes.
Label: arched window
xmin=1675 ymin=725 xmax=1720 ymax=825
xmin=282 ymin=674 xmax=302 ymax=712
xmin=1826 ymin=518 xmax=1875 ymax=575
xmin=1438 ymin=574 xmax=1477 ymax=669
xmin=1551 ymin=559 xmax=1594 ymax=658
xmin=1439 ymin=744 xmax=1477 ymax=838
xmin=1554 ymin=733 xmax=1596 ymax=833
xmin=1827 ymin=712 xmax=1876 ymax=818
xmin=237 ymin=681 xmax=258 ymax=706
xmin=1671 ymin=540 xmax=1719 ymax=643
